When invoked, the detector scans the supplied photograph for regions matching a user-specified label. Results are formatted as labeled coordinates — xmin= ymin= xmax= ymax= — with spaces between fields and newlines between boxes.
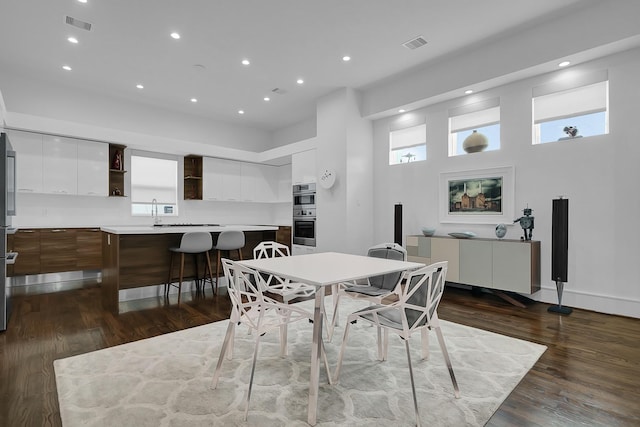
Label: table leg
xmin=308 ymin=286 xmax=325 ymax=425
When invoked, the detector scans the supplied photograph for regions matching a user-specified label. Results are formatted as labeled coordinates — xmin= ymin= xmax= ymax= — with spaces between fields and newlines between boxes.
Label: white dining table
xmin=238 ymin=251 xmax=424 ymax=425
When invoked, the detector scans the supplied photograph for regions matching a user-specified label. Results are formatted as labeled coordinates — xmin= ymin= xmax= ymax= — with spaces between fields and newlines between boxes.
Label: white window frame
xmin=389 ymin=123 xmax=427 ymax=165
xmin=448 ymin=98 xmax=500 ymax=157
xmin=532 ymin=70 xmax=609 ymax=145
xmin=130 ymin=151 xmax=179 ymax=217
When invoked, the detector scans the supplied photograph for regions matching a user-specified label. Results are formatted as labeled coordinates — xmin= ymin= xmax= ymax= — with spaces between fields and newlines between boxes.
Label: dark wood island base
xmin=101 ymin=227 xmax=280 ymax=312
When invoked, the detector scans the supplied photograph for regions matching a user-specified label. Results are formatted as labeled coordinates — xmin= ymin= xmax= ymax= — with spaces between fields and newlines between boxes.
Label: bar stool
xmin=212 ymin=230 xmax=245 ymax=293
xmin=165 ymin=231 xmax=215 ymax=304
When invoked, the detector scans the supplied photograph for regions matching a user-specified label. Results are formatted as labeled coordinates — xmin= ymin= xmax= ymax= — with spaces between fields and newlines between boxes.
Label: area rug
xmin=54 ymin=298 xmax=546 ymax=426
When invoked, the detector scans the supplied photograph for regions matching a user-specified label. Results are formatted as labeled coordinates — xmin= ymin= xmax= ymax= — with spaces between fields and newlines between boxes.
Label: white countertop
xmin=100 ymin=224 xmax=279 ymax=235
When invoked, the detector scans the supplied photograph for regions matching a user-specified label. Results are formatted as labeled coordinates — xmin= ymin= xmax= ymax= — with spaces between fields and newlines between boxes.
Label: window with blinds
xmin=389 ymin=123 xmax=427 ymax=165
xmin=448 ymin=98 xmax=500 ymax=156
xmin=131 ymin=153 xmax=178 ymax=216
xmin=532 ymin=76 xmax=608 ymax=144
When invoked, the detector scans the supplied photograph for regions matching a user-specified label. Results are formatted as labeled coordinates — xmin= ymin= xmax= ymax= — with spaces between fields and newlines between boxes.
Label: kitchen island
xmin=100 ymin=225 xmax=279 ymax=312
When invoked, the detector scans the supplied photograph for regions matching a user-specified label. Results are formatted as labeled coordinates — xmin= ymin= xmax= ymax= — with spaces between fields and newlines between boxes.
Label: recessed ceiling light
xmin=136 ymin=84 xmax=144 ymax=89
xmin=238 ymin=110 xmax=245 ymax=115
xmin=398 ymin=109 xmax=406 ymax=113
xmin=296 ymin=78 xmax=304 ymax=85
xmin=241 ymin=59 xmax=250 ymax=66
xmin=342 ymin=56 xmax=351 ymax=62
xmin=465 ymin=89 xmax=473 ymax=94
xmin=67 ymin=36 xmax=78 ymax=44
xmin=170 ymin=32 xmax=180 ymax=40
xmin=558 ymin=61 xmax=571 ymax=67
xmin=77 ymin=0 xmax=87 ymax=3
xmin=263 ymin=97 xmax=270 ymax=102
xmin=190 ymin=98 xmax=198 ymax=103
xmin=62 ymin=65 xmax=72 ymax=71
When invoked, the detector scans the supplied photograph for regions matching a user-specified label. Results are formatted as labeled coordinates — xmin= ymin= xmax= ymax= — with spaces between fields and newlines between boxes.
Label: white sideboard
xmin=406 ymin=235 xmax=540 ymax=295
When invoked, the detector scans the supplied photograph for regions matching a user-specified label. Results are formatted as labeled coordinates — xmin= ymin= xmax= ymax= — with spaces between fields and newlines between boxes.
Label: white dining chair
xmin=328 ymin=243 xmax=407 ymax=341
xmin=253 ymin=241 xmax=316 ymax=303
xmin=211 ymin=258 xmax=332 ymax=420
xmin=333 ymin=261 xmax=460 ymax=427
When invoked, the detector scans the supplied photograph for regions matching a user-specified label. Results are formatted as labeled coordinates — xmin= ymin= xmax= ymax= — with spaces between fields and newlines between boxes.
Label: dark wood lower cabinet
xmin=8 ymin=227 xmax=103 ymax=276
xmin=7 ymin=229 xmax=41 ymax=275
xmin=40 ymin=229 xmax=77 ymax=273
xmin=76 ymin=228 xmax=103 ymax=270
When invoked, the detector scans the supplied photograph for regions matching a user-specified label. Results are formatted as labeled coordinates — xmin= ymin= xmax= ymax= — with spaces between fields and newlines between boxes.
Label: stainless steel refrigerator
xmin=1 ymin=132 xmax=17 ymax=332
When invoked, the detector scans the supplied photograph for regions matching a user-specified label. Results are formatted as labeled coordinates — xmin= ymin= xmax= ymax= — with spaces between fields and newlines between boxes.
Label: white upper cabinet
xmin=10 ymin=131 xmax=44 ymax=193
xmin=42 ymin=135 xmax=78 ymax=195
xmin=241 ymin=163 xmax=277 ymax=202
xmin=203 ymin=157 xmax=242 ymax=201
xmin=292 ymin=149 xmax=316 ymax=184
xmin=204 ymin=157 xmax=283 ymax=203
xmin=77 ymin=141 xmax=108 ymax=196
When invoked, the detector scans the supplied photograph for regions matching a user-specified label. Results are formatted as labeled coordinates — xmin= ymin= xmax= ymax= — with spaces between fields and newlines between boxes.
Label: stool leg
xmin=178 ymin=253 xmax=185 ymax=305
xmin=238 ymin=248 xmax=243 ymax=261
xmin=205 ymin=251 xmax=215 ymax=295
xmin=215 ymin=250 xmax=221 ymax=294
xmin=194 ymin=253 xmax=200 ymax=293
xmin=166 ymin=252 xmax=174 ymax=297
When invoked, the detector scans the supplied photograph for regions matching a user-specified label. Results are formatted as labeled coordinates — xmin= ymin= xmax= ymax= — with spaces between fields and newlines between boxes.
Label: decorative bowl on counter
xmin=448 ymin=231 xmax=476 ymax=239
xmin=421 ymin=227 xmax=436 ymax=236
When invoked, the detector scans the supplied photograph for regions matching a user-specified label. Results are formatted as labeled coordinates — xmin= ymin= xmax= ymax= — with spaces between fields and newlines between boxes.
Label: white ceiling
xmin=0 ymin=0 xmax=590 ymax=132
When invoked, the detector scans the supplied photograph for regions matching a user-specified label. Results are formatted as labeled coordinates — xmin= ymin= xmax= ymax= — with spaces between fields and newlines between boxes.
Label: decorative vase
xmin=463 ymin=130 xmax=489 ymax=153
xmin=112 ymin=150 xmax=122 ymax=170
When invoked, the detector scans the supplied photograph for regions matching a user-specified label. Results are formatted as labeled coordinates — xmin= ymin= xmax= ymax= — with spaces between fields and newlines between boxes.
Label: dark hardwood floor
xmin=1 ymin=283 xmax=639 ymax=426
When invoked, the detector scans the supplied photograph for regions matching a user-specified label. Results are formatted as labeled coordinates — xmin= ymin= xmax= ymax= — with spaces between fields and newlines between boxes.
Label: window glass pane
xmin=537 ymin=111 xmax=607 ymax=144
xmin=131 ymin=155 xmax=178 ymax=216
xmin=389 ymin=124 xmax=427 ymax=165
xmin=450 ymin=123 xmax=500 ymax=157
xmin=390 ymin=144 xmax=427 ymax=165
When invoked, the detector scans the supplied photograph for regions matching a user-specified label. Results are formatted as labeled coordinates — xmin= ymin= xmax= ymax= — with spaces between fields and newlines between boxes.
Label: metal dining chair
xmin=328 ymin=242 xmax=407 ymax=340
xmin=211 ymin=258 xmax=332 ymax=421
xmin=253 ymin=241 xmax=316 ymax=303
xmin=333 ymin=261 xmax=460 ymax=427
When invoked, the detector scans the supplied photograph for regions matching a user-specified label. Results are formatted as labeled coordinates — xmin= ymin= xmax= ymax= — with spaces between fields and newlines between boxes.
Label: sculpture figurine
xmin=514 ymin=207 xmax=534 ymax=241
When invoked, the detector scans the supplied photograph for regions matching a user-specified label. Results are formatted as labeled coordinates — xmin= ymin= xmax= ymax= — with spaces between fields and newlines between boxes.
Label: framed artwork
xmin=439 ymin=166 xmax=514 ymax=224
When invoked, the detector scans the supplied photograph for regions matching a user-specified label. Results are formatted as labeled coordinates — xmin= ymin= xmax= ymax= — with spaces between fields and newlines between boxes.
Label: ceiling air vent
xmin=65 ymin=16 xmax=92 ymax=31
xmin=402 ymin=35 xmax=427 ymax=50
xmin=271 ymin=88 xmax=287 ymax=95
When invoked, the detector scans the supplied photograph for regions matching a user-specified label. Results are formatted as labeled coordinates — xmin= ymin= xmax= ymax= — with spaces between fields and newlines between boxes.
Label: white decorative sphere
xmin=495 ymin=223 xmax=507 ymax=239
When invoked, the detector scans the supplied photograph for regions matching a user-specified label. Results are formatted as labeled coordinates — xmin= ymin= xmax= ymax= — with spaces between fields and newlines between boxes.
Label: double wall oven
xmin=293 ymin=183 xmax=316 ymax=247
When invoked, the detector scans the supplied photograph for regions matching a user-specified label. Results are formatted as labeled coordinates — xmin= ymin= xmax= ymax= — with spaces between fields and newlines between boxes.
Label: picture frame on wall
xmin=439 ymin=166 xmax=514 ymax=224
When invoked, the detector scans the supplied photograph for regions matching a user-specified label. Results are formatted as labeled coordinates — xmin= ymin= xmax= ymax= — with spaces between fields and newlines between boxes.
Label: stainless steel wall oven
xmin=293 ymin=183 xmax=316 ymax=247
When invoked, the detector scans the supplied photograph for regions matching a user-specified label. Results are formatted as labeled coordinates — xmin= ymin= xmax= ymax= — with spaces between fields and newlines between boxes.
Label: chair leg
xmin=377 ymin=326 xmax=384 ymax=361
xmin=434 ymin=326 xmax=461 ymax=398
xmin=405 ymin=339 xmax=422 ymax=427
xmin=245 ymin=319 xmax=263 ymax=420
xmin=421 ymin=328 xmax=430 ymax=360
xmin=333 ymin=316 xmax=353 ymax=383
xmin=237 ymin=248 xmax=243 ymax=261
xmin=212 ymin=321 xmax=236 ymax=388
xmin=383 ymin=328 xmax=389 ymax=361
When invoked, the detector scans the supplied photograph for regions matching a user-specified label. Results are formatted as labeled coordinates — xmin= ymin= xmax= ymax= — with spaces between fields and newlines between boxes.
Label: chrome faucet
xmin=151 ymin=198 xmax=161 ymax=225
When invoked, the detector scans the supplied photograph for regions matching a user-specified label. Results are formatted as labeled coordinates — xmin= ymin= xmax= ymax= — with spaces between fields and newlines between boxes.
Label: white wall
xmin=371 ymin=48 xmax=640 ymax=318
xmin=315 ymin=88 xmax=374 ymax=255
